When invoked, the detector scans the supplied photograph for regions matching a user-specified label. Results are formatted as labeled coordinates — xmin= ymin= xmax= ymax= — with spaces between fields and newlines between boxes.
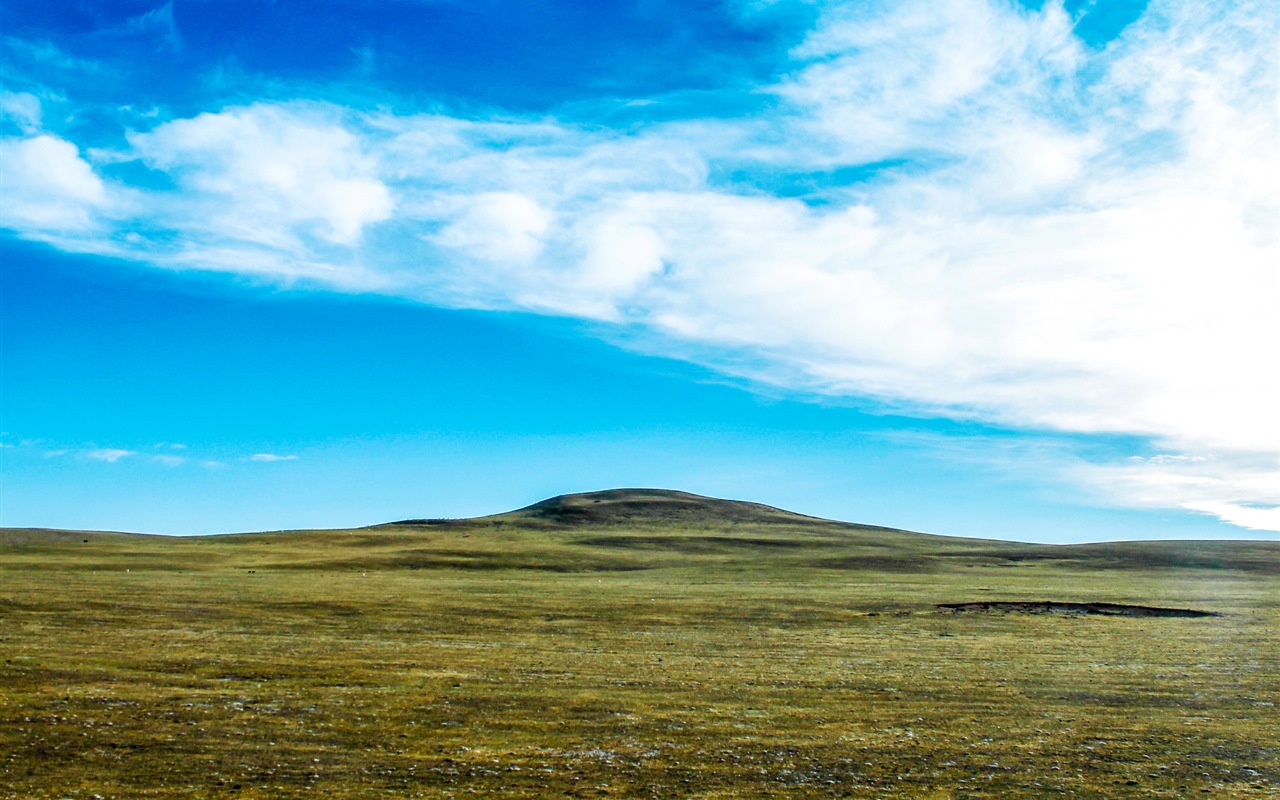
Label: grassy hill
xmin=2 ymin=489 xmax=1278 ymax=798
xmin=6 ymin=488 xmax=1275 ymax=575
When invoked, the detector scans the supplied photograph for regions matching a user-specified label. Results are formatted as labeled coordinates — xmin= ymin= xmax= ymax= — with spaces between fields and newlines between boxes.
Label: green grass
xmin=2 ymin=490 xmax=1277 ymax=798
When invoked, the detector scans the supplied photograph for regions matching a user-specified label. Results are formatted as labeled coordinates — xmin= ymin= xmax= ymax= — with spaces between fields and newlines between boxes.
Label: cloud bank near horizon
xmin=2 ymin=0 xmax=1276 ymax=530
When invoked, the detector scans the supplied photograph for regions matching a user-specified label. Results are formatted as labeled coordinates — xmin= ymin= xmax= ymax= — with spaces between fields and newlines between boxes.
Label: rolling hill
xmin=4 ymin=488 xmax=1276 ymax=575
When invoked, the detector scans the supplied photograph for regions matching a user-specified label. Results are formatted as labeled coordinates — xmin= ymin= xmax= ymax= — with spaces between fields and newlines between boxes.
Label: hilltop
xmin=396 ymin=488 xmax=922 ymax=533
xmin=493 ymin=488 xmax=877 ymax=528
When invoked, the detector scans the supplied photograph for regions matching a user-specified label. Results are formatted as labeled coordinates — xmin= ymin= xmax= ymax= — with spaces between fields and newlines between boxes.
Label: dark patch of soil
xmin=938 ymin=601 xmax=1220 ymax=618
xmin=938 ymin=543 xmax=1280 ymax=575
xmin=574 ymin=535 xmax=809 ymax=552
xmin=812 ymin=555 xmax=935 ymax=572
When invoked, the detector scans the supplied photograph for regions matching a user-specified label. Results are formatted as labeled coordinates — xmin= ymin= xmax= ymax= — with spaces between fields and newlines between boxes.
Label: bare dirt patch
xmin=938 ymin=601 xmax=1220 ymax=618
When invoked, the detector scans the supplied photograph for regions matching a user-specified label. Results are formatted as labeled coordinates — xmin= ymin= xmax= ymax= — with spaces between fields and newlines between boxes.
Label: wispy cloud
xmin=86 ymin=448 xmax=137 ymax=463
xmin=0 ymin=36 xmax=112 ymax=80
xmin=0 ymin=0 xmax=1274 ymax=529
xmin=12 ymin=438 xmax=286 ymax=470
xmin=0 ymin=90 xmax=42 ymax=133
xmin=1072 ymin=452 xmax=1280 ymax=532
xmin=94 ymin=3 xmax=183 ymax=54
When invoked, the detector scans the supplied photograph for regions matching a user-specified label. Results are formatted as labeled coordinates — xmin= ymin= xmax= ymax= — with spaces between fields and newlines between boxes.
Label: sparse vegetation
xmin=2 ymin=490 xmax=1277 ymax=798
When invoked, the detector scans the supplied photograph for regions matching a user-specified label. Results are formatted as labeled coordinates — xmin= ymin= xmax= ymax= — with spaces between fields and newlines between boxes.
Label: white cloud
xmin=152 ymin=454 xmax=186 ymax=467
xmin=0 ymin=0 xmax=1275 ymax=529
xmin=1074 ymin=451 xmax=1280 ymax=531
xmin=777 ymin=0 xmax=1084 ymax=169
xmin=248 ymin=453 xmax=298 ymax=462
xmin=1183 ymin=503 xmax=1280 ymax=532
xmin=0 ymin=135 xmax=106 ymax=230
xmin=57 ymin=104 xmax=399 ymax=288
xmin=129 ymin=104 xmax=393 ymax=247
xmin=434 ymin=191 xmax=553 ymax=265
xmin=86 ymin=448 xmax=136 ymax=463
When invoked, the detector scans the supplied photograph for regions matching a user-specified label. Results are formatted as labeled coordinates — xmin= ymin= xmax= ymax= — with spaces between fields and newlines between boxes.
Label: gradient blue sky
xmin=2 ymin=0 xmax=1276 ymax=540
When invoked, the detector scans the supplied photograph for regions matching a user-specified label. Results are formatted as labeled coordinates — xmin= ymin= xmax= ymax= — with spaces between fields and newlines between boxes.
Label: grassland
xmin=2 ymin=489 xmax=1277 ymax=798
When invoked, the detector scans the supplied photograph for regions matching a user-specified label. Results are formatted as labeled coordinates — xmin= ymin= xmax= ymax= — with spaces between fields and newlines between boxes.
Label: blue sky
xmin=1 ymin=0 xmax=1276 ymax=540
